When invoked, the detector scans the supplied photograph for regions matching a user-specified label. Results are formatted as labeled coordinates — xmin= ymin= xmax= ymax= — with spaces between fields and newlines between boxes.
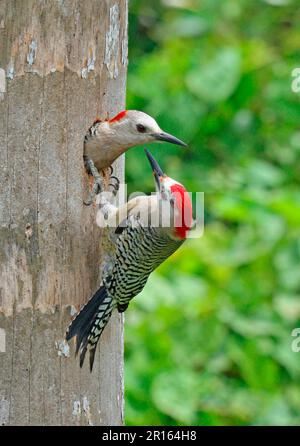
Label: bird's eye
xmin=136 ymin=124 xmax=147 ymax=133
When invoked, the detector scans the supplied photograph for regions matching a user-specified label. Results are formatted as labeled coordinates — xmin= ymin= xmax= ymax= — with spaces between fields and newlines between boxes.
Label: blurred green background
xmin=124 ymin=0 xmax=300 ymax=425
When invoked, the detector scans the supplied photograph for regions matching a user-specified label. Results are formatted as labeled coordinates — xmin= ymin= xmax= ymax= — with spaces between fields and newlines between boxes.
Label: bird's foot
xmin=109 ymin=175 xmax=120 ymax=196
xmin=84 ymin=158 xmax=104 ymax=206
xmin=102 ymin=165 xmax=120 ymax=196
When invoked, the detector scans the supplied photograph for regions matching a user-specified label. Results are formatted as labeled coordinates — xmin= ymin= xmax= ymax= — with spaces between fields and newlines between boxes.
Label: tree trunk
xmin=0 ymin=0 xmax=127 ymax=426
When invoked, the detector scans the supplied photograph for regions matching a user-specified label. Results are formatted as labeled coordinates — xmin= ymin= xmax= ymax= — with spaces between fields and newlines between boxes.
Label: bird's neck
xmin=152 ymin=197 xmax=187 ymax=241
xmin=91 ymin=123 xmax=136 ymax=169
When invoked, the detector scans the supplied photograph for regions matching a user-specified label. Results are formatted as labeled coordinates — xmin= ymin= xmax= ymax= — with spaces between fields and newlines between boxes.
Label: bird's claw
xmin=109 ymin=175 xmax=120 ymax=196
xmin=84 ymin=157 xmax=120 ymax=204
xmin=84 ymin=176 xmax=103 ymax=206
xmin=84 ymin=157 xmax=104 ymax=206
xmin=84 ymin=157 xmax=99 ymax=177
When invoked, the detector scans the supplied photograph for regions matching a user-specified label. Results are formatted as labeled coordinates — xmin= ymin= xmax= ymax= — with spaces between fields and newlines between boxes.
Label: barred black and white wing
xmin=105 ymin=214 xmax=183 ymax=313
xmin=66 ymin=202 xmax=183 ymax=371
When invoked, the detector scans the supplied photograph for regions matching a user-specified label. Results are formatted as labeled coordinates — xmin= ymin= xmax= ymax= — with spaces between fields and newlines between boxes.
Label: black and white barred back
xmin=105 ymin=219 xmax=183 ymax=308
xmin=66 ymin=216 xmax=183 ymax=370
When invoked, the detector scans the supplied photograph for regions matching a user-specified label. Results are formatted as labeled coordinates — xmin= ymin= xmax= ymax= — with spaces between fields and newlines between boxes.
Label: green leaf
xmin=186 ymin=47 xmax=241 ymax=103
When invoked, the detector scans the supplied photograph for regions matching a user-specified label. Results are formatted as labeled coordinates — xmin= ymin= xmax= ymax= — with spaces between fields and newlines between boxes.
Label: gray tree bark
xmin=0 ymin=0 xmax=127 ymax=426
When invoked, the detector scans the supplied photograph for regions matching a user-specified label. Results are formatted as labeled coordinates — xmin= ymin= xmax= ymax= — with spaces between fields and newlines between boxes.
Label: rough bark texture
xmin=0 ymin=0 xmax=127 ymax=426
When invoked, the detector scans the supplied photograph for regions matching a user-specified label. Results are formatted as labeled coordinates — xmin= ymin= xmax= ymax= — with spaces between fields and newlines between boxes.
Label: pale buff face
xmin=84 ymin=110 xmax=186 ymax=170
xmin=107 ymin=110 xmax=163 ymax=148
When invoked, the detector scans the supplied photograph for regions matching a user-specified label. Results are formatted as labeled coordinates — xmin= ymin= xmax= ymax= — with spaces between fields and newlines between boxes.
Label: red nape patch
xmin=109 ymin=110 xmax=127 ymax=123
xmin=170 ymin=183 xmax=193 ymax=240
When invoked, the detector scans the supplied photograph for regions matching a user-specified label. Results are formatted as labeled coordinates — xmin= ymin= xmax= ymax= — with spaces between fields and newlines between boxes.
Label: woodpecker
xmin=83 ymin=110 xmax=187 ymax=205
xmin=66 ymin=149 xmax=193 ymax=370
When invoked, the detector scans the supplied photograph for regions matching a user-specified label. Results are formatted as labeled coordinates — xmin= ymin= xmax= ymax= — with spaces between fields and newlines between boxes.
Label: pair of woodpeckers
xmin=66 ymin=110 xmax=193 ymax=370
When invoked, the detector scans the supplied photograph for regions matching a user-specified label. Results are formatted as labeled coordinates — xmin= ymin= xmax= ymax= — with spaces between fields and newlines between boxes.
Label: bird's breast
xmin=106 ymin=225 xmax=183 ymax=303
xmin=84 ymin=137 xmax=125 ymax=170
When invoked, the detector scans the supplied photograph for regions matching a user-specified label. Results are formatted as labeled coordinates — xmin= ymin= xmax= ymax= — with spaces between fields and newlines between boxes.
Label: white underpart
xmin=96 ymin=176 xmax=184 ymax=238
xmin=162 ymin=177 xmax=184 ymax=189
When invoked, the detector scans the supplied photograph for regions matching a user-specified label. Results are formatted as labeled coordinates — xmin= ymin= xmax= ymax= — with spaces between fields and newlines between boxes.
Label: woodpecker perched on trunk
xmin=66 ymin=149 xmax=193 ymax=370
xmin=83 ymin=110 xmax=187 ymax=205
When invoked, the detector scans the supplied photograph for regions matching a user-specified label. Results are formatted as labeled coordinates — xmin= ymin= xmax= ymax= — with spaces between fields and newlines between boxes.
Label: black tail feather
xmin=66 ymin=286 xmax=112 ymax=371
xmin=89 ymin=347 xmax=97 ymax=372
xmin=66 ymin=287 xmax=106 ymax=341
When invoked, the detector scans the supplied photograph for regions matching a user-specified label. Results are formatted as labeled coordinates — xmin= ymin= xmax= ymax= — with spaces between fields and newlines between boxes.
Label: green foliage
xmin=125 ymin=0 xmax=300 ymax=425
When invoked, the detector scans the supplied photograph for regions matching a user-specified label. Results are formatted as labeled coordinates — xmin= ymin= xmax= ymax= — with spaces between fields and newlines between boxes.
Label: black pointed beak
xmin=145 ymin=149 xmax=165 ymax=188
xmin=152 ymin=131 xmax=187 ymax=147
